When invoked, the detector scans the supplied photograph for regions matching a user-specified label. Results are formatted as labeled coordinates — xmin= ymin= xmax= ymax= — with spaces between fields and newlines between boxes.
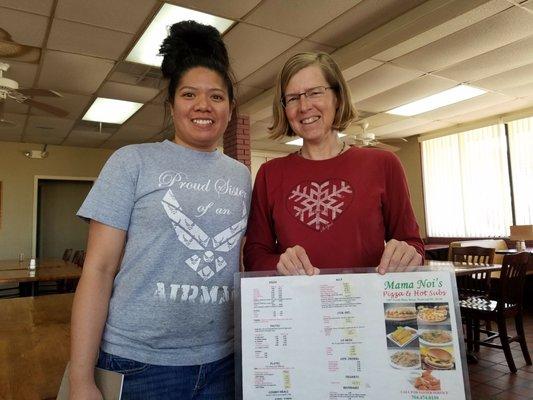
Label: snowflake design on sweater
xmin=287 ymin=179 xmax=353 ymax=231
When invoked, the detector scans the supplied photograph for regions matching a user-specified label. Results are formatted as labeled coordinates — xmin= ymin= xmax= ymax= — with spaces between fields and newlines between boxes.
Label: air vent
xmin=110 ymin=61 xmax=165 ymax=90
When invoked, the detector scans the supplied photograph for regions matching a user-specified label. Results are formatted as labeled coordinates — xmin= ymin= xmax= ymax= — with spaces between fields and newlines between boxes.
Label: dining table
xmin=0 ymin=258 xmax=82 ymax=296
xmin=0 ymin=293 xmax=73 ymax=400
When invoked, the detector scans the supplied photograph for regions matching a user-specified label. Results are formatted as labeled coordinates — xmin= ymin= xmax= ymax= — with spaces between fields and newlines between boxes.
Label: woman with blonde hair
xmin=244 ymin=51 xmax=423 ymax=276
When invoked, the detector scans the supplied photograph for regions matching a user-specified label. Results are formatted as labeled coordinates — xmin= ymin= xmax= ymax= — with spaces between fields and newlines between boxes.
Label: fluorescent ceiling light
xmin=286 ymin=133 xmax=346 ymax=146
xmin=386 ymin=85 xmax=487 ymax=116
xmin=83 ymin=98 xmax=143 ymax=124
xmin=126 ymin=3 xmax=234 ymax=67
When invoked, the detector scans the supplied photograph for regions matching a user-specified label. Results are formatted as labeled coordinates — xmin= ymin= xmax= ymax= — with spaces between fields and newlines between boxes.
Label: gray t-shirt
xmin=78 ymin=140 xmax=251 ymax=366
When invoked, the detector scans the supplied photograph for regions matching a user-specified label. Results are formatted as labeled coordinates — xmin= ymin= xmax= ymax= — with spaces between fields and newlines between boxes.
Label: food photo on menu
xmin=383 ymin=302 xmax=457 ymax=393
xmin=384 ymin=303 xmax=421 ymax=371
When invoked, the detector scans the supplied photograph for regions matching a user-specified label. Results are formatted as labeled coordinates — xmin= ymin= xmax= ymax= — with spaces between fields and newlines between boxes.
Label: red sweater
xmin=244 ymin=147 xmax=424 ymax=271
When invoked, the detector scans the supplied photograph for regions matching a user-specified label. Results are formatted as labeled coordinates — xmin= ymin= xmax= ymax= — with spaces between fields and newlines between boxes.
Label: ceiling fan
xmin=350 ymin=121 xmax=406 ymax=152
xmin=0 ymin=28 xmax=41 ymax=63
xmin=0 ymin=62 xmax=69 ymax=121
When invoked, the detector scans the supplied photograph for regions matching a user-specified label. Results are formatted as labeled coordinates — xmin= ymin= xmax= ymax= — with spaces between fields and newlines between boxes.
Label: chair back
xmin=451 ymin=246 xmax=495 ymax=265
xmin=72 ymin=250 xmax=82 ymax=265
xmin=62 ymin=248 xmax=73 ymax=262
xmin=498 ymin=252 xmax=530 ymax=306
xmin=452 ymin=246 xmax=495 ymax=298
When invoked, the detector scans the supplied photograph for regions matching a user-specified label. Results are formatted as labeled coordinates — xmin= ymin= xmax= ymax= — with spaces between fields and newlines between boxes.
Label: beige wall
xmin=0 ymin=141 xmax=113 ymax=259
xmin=395 ymin=138 xmax=427 ymax=239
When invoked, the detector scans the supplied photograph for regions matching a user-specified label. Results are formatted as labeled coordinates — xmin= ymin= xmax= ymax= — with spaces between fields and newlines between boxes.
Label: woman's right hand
xmin=277 ymin=245 xmax=320 ymax=276
xmin=69 ymin=381 xmax=103 ymax=400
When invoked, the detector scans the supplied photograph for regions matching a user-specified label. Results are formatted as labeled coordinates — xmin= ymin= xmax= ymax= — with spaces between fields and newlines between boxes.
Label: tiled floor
xmin=468 ymin=310 xmax=533 ymax=400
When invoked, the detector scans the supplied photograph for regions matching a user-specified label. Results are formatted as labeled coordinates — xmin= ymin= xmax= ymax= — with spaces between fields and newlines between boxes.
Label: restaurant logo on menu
xmin=384 ymin=278 xmax=444 ymax=290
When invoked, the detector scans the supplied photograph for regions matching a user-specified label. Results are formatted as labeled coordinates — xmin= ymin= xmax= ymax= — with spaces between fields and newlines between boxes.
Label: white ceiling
xmin=1 ymin=0 xmax=533 ymax=153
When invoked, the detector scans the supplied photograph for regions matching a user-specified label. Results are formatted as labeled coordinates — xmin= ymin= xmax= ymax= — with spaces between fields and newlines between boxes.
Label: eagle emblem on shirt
xmin=162 ymin=189 xmax=247 ymax=280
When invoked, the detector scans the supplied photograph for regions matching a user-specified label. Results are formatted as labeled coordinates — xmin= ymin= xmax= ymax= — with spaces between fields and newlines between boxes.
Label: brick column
xmin=223 ymin=113 xmax=250 ymax=170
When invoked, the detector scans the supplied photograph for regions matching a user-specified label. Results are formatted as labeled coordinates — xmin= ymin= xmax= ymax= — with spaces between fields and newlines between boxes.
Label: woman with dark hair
xmin=69 ymin=21 xmax=250 ymax=399
xmin=244 ymin=52 xmax=423 ymax=276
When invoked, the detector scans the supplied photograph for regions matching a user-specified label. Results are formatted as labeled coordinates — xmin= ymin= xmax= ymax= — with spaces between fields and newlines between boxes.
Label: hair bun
xmin=160 ymin=20 xmax=229 ymax=78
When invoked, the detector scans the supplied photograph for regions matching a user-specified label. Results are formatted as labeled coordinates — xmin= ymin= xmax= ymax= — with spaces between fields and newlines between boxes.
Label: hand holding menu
xmin=238 ymin=268 xmax=470 ymax=399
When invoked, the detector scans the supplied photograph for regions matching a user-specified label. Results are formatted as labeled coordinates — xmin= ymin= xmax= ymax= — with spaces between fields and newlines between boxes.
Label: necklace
xmin=298 ymin=141 xmax=346 ymax=159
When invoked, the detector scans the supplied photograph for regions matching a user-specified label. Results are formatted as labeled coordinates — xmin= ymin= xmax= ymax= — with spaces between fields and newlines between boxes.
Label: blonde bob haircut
xmin=269 ymin=52 xmax=357 ymax=139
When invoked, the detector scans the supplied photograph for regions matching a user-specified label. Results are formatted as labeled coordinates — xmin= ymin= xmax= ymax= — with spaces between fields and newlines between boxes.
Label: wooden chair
xmin=71 ymin=250 xmax=83 ymax=266
xmin=460 ymin=252 xmax=531 ymax=373
xmin=451 ymin=246 xmax=495 ymax=299
xmin=62 ymin=248 xmax=73 ymax=262
xmin=75 ymin=250 xmax=86 ymax=267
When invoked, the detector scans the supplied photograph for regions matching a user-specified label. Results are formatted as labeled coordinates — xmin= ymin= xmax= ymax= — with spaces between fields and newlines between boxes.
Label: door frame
xmin=32 ymin=175 xmax=96 ymax=257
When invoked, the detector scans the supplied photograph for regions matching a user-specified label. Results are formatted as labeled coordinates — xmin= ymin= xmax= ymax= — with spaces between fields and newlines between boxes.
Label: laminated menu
xmin=236 ymin=268 xmax=470 ymax=400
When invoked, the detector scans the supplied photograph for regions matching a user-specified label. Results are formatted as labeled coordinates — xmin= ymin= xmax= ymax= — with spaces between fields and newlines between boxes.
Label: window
xmin=422 ymin=116 xmax=533 ymax=237
xmin=508 ymin=118 xmax=533 ymax=225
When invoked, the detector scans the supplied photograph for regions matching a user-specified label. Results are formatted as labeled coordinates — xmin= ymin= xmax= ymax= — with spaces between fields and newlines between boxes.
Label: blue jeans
xmin=96 ymin=350 xmax=235 ymax=399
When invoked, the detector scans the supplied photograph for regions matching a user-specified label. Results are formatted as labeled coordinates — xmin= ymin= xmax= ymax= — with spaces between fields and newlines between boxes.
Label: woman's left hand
xmin=376 ymin=239 xmax=422 ymax=274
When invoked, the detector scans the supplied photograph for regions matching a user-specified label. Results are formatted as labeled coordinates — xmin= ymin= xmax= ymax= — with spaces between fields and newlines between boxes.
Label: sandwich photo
xmin=423 ymin=348 xmax=454 ymax=370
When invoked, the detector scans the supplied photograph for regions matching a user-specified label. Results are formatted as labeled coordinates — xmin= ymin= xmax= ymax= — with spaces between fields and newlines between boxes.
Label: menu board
xmin=237 ymin=269 xmax=470 ymax=400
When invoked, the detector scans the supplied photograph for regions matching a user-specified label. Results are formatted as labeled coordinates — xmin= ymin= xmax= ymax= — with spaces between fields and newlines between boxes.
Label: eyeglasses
xmin=281 ymin=86 xmax=334 ymax=108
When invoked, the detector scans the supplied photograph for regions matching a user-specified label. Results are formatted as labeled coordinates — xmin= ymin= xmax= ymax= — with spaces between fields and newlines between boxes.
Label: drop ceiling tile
xmin=386 ymin=120 xmax=456 ymax=138
xmin=127 ymin=104 xmax=167 ymax=127
xmin=167 ymin=0 xmax=260 ymax=19
xmin=355 ymin=75 xmax=456 ymax=113
xmin=99 ymin=139 xmax=137 ymax=149
xmin=0 ymin=113 xmax=26 ymax=140
xmin=347 ymin=64 xmax=422 ymax=102
xmin=342 ymin=59 xmax=382 ymax=81
xmin=55 ymin=0 xmax=158 ymax=33
xmin=150 ymin=91 xmax=168 ymax=104
xmin=25 ymin=115 xmax=75 ymax=137
xmin=2 ymin=60 xmax=38 ymax=88
xmin=394 ymin=7 xmax=533 ymax=73
xmin=359 ymin=112 xmax=405 ymax=129
xmin=239 ymin=40 xmax=334 ymax=89
xmin=370 ymin=117 xmax=431 ymax=136
xmin=30 ymin=93 xmax=92 ymax=119
xmin=442 ymin=97 xmax=533 ymax=124
xmin=63 ymin=129 xmax=111 ymax=147
xmin=98 ymin=81 xmax=159 ymax=103
xmin=224 ymin=23 xmax=299 ymax=81
xmin=38 ymin=51 xmax=115 ymax=94
xmin=3 ymin=99 xmax=29 ymax=114
xmin=244 ymin=0 xmax=354 ymax=37
xmin=499 ymin=82 xmax=533 ymax=98
xmin=112 ymin=124 xmax=162 ymax=141
xmin=436 ymin=35 xmax=533 ymax=83
xmin=236 ymin=84 xmax=264 ymax=106
xmin=0 ymin=7 xmax=48 ymax=47
xmin=0 ymin=0 xmax=54 ymax=15
xmin=373 ymin=0 xmax=511 ymax=61
xmin=48 ymin=19 xmax=133 ymax=60
xmin=418 ymin=93 xmax=512 ymax=120
xmin=309 ymin=0 xmax=425 ymax=47
xmin=23 ymin=133 xmax=64 ymax=145
xmin=474 ymin=63 xmax=533 ymax=90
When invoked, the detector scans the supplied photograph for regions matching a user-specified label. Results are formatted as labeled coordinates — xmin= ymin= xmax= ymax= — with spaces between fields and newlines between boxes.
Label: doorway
xmin=36 ymin=179 xmax=93 ymax=259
